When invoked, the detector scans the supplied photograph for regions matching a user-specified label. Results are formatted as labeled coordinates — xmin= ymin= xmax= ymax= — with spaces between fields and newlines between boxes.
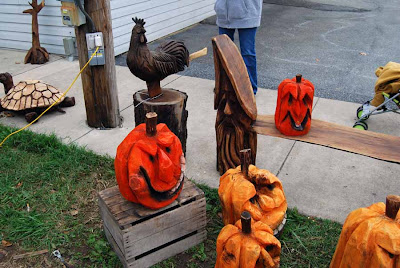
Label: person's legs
xmin=238 ymin=28 xmax=258 ymax=94
xmin=219 ymin=27 xmax=235 ymax=42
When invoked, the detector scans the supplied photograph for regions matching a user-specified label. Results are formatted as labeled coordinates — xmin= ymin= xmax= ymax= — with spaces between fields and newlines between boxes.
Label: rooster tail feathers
xmin=132 ymin=17 xmax=146 ymax=26
xmin=158 ymin=41 xmax=189 ymax=69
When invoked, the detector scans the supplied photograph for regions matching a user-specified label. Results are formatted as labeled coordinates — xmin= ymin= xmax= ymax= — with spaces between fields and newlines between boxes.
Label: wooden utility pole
xmin=75 ymin=0 xmax=120 ymax=128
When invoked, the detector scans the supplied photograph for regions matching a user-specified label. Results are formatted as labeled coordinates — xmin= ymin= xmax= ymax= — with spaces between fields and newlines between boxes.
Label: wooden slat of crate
xmin=99 ymin=179 xmax=204 ymax=229
xmin=99 ymin=179 xmax=206 ymax=268
xmin=105 ymin=225 xmax=207 ymax=268
xmin=124 ymin=199 xmax=206 ymax=260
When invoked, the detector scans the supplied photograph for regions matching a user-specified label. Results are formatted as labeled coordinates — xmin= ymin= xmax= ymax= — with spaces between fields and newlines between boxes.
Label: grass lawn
xmin=0 ymin=124 xmax=342 ymax=267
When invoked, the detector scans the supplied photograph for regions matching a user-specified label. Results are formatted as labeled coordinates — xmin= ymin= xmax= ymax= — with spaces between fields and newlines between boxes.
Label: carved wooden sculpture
xmin=275 ymin=74 xmax=314 ymax=136
xmin=215 ymin=211 xmax=281 ymax=268
xmin=219 ymin=149 xmax=287 ymax=235
xmin=114 ymin=112 xmax=185 ymax=209
xmin=127 ymin=17 xmax=189 ymax=98
xmin=330 ymin=195 xmax=400 ymax=268
xmin=0 ymin=72 xmax=75 ymax=123
xmin=23 ymin=0 xmax=49 ymax=64
xmin=213 ymin=34 xmax=257 ymax=175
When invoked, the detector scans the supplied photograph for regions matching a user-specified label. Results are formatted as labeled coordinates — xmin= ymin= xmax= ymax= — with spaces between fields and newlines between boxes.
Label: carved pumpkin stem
xmin=241 ymin=211 xmax=252 ymax=234
xmin=146 ymin=112 xmax=157 ymax=136
xmin=386 ymin=195 xmax=400 ymax=219
xmin=240 ymin=149 xmax=251 ymax=177
xmin=296 ymin=74 xmax=302 ymax=83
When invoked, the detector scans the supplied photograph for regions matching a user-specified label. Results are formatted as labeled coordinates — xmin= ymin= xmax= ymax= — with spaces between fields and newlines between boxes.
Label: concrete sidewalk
xmin=1 ymin=50 xmax=399 ymax=224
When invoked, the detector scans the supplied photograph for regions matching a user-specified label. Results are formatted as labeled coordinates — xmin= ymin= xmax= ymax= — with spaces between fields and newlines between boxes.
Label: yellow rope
xmin=0 ymin=46 xmax=100 ymax=147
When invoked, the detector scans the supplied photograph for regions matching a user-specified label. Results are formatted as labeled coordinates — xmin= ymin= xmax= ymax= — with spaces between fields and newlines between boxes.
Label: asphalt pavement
xmin=116 ymin=0 xmax=400 ymax=104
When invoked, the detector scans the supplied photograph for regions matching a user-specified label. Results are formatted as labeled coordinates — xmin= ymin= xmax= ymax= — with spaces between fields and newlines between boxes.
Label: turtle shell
xmin=1 ymin=80 xmax=64 ymax=111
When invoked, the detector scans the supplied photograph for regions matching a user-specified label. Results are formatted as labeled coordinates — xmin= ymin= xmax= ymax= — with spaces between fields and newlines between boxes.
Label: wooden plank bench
xmin=212 ymin=34 xmax=400 ymax=174
xmin=98 ymin=179 xmax=206 ymax=268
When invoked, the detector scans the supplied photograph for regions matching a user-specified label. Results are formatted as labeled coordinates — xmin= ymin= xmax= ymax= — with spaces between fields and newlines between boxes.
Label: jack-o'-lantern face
xmin=115 ymin=123 xmax=184 ymax=209
xmin=215 ymin=212 xmax=281 ymax=268
xmin=275 ymin=75 xmax=314 ymax=136
xmin=219 ymin=165 xmax=287 ymax=233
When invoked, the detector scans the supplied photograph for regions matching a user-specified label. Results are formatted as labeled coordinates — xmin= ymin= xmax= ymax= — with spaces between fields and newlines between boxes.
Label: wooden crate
xmin=98 ymin=178 xmax=207 ymax=268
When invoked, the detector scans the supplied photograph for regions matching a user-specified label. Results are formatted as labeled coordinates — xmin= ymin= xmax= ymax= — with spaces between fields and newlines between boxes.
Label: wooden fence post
xmin=75 ymin=0 xmax=120 ymax=128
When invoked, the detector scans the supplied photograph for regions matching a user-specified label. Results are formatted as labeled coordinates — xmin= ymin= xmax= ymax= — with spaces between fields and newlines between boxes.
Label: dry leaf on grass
xmin=1 ymin=240 xmax=12 ymax=247
xmin=16 ymin=182 xmax=23 ymax=188
xmin=70 ymin=210 xmax=79 ymax=216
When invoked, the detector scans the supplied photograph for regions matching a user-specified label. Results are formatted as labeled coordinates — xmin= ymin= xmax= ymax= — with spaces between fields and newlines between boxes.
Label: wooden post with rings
xmin=133 ymin=89 xmax=188 ymax=154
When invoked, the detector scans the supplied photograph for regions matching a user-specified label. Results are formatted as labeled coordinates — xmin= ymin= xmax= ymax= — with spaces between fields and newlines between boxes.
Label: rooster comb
xmin=132 ymin=17 xmax=146 ymax=26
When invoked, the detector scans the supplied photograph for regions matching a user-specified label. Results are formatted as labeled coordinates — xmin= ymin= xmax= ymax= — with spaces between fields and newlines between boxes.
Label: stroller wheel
xmin=353 ymin=121 xmax=368 ymax=131
xmin=357 ymin=106 xmax=369 ymax=120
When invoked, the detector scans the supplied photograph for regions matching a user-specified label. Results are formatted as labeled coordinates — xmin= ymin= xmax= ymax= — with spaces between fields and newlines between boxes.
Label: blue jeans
xmin=219 ymin=27 xmax=258 ymax=94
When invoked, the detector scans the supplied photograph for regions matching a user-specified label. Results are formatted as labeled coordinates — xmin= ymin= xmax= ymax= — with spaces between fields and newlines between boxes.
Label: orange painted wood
xmin=253 ymin=114 xmax=400 ymax=164
xmin=330 ymin=195 xmax=400 ymax=268
xmin=219 ymin=164 xmax=287 ymax=231
xmin=215 ymin=212 xmax=281 ymax=268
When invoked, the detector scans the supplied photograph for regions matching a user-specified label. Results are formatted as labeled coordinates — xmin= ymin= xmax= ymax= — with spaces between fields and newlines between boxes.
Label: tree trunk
xmin=133 ymin=89 xmax=188 ymax=154
xmin=23 ymin=0 xmax=49 ymax=64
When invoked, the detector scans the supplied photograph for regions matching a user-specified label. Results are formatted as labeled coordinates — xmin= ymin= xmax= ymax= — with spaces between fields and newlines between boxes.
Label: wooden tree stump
xmin=23 ymin=0 xmax=49 ymax=64
xmin=133 ymin=88 xmax=188 ymax=154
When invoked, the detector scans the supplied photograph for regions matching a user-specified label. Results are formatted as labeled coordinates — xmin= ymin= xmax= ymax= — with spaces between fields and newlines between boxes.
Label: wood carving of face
xmin=215 ymin=72 xmax=255 ymax=174
xmin=275 ymin=75 xmax=314 ymax=136
xmin=115 ymin=123 xmax=184 ymax=209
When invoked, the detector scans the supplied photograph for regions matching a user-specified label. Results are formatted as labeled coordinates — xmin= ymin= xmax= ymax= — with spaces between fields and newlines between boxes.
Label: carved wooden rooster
xmin=127 ymin=17 xmax=190 ymax=97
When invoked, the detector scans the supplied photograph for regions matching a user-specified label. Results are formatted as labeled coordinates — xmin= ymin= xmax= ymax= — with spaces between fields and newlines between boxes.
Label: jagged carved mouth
xmin=284 ymin=111 xmax=310 ymax=131
xmin=139 ymin=166 xmax=184 ymax=201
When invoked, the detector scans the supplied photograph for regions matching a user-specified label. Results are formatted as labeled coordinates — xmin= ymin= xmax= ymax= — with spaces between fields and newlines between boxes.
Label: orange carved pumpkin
xmin=330 ymin=195 xmax=400 ymax=268
xmin=219 ymin=150 xmax=287 ymax=233
xmin=115 ymin=112 xmax=185 ymax=209
xmin=215 ymin=211 xmax=281 ymax=268
xmin=275 ymin=74 xmax=314 ymax=136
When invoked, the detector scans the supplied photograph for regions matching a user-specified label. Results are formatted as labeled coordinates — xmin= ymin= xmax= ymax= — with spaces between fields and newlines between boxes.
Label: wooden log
xmin=75 ymin=0 xmax=120 ymax=128
xmin=213 ymin=35 xmax=257 ymax=175
xmin=133 ymin=88 xmax=188 ymax=154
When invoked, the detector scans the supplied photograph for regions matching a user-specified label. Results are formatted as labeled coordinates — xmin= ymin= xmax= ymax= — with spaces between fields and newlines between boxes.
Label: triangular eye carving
xmin=303 ymin=94 xmax=311 ymax=106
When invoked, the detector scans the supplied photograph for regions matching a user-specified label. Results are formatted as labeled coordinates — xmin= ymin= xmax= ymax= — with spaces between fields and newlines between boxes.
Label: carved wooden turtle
xmin=0 ymin=72 xmax=75 ymax=123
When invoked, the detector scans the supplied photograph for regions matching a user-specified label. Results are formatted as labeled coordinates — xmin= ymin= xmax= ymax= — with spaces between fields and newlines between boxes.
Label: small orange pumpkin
xmin=218 ymin=149 xmax=287 ymax=233
xmin=114 ymin=112 xmax=185 ymax=209
xmin=275 ymin=74 xmax=314 ymax=136
xmin=215 ymin=211 xmax=281 ymax=268
xmin=330 ymin=195 xmax=400 ymax=268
